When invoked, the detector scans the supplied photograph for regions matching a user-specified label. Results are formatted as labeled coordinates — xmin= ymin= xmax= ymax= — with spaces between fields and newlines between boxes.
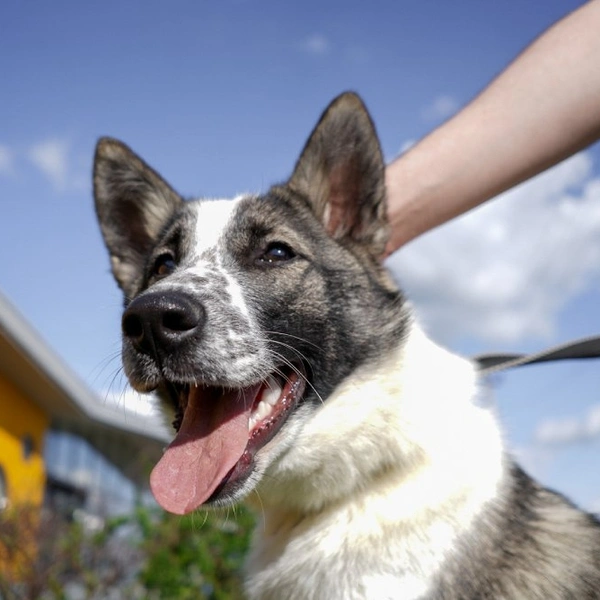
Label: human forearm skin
xmin=385 ymin=0 xmax=600 ymax=256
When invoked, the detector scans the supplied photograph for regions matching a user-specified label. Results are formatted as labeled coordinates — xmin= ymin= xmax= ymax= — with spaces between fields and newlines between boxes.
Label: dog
xmin=94 ymin=92 xmax=600 ymax=599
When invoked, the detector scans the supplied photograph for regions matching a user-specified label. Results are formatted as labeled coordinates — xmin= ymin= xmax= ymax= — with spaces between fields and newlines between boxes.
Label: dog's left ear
xmin=288 ymin=92 xmax=387 ymax=256
xmin=93 ymin=138 xmax=183 ymax=298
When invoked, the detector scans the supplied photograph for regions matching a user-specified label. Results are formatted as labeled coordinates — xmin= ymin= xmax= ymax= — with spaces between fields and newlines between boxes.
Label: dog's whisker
xmin=268 ymin=340 xmax=315 ymax=369
xmin=90 ymin=353 xmax=127 ymax=402
xmin=90 ymin=349 xmax=123 ymax=382
xmin=101 ymin=366 xmax=127 ymax=405
xmin=265 ymin=330 xmax=325 ymax=352
xmin=197 ymin=509 xmax=209 ymax=531
xmin=265 ymin=349 xmax=324 ymax=406
xmin=251 ymin=489 xmax=267 ymax=533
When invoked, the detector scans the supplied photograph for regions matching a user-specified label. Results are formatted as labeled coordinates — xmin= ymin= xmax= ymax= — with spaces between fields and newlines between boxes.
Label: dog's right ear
xmin=93 ymin=138 xmax=182 ymax=298
xmin=287 ymin=92 xmax=387 ymax=257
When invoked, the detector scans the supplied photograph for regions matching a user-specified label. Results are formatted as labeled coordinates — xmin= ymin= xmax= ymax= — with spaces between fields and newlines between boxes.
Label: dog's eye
xmin=152 ymin=253 xmax=177 ymax=277
xmin=260 ymin=242 xmax=296 ymax=264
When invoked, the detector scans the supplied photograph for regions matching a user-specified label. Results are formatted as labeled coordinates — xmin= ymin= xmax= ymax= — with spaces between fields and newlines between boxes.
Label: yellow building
xmin=0 ymin=376 xmax=47 ymax=507
xmin=0 ymin=291 xmax=168 ymax=512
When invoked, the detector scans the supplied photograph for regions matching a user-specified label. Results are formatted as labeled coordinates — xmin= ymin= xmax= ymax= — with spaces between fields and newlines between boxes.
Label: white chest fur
xmin=244 ymin=323 xmax=505 ymax=600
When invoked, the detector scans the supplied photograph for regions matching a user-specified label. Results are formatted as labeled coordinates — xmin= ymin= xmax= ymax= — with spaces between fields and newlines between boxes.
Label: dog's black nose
xmin=122 ymin=292 xmax=204 ymax=355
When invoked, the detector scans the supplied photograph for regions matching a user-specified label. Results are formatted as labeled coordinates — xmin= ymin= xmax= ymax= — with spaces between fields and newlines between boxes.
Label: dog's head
xmin=94 ymin=92 xmax=407 ymax=514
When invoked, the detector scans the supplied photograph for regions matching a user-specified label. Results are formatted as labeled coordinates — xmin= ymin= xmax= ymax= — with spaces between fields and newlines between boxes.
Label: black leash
xmin=474 ymin=335 xmax=600 ymax=376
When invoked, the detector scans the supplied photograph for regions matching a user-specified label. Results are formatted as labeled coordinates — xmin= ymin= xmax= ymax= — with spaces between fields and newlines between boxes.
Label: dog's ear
xmin=93 ymin=138 xmax=182 ymax=298
xmin=287 ymin=92 xmax=387 ymax=256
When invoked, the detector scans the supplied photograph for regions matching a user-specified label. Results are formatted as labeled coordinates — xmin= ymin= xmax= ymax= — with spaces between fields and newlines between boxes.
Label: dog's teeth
xmin=257 ymin=400 xmax=271 ymax=420
xmin=263 ymin=377 xmax=282 ymax=407
xmin=248 ymin=401 xmax=273 ymax=431
xmin=248 ymin=378 xmax=284 ymax=432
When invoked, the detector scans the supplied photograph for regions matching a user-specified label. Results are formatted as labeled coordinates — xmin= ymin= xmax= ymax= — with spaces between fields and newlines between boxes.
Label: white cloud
xmin=301 ymin=34 xmax=330 ymax=56
xmin=102 ymin=387 xmax=161 ymax=419
xmin=0 ymin=143 xmax=14 ymax=175
xmin=27 ymin=138 xmax=70 ymax=191
xmin=385 ymin=140 xmax=416 ymax=165
xmin=388 ymin=152 xmax=600 ymax=345
xmin=588 ymin=497 xmax=600 ymax=514
xmin=535 ymin=403 xmax=600 ymax=445
xmin=398 ymin=139 xmax=416 ymax=156
xmin=421 ymin=94 xmax=460 ymax=122
xmin=0 ymin=138 xmax=87 ymax=190
xmin=512 ymin=444 xmax=555 ymax=478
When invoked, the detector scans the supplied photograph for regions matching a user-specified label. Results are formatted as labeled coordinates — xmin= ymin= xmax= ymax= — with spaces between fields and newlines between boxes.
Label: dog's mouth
xmin=149 ymin=366 xmax=306 ymax=514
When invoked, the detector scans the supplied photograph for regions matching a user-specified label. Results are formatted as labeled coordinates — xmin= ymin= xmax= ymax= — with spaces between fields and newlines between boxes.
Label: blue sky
xmin=1 ymin=1 xmax=599 ymax=509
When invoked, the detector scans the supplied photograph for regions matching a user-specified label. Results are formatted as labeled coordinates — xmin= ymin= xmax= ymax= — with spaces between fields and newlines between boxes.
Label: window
xmin=0 ymin=467 xmax=7 ymax=510
xmin=22 ymin=434 xmax=35 ymax=461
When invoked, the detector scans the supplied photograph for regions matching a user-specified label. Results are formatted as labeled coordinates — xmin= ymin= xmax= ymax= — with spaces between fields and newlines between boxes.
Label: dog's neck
xmin=244 ymin=321 xmax=506 ymax=599
xmin=249 ymin=320 xmax=505 ymax=519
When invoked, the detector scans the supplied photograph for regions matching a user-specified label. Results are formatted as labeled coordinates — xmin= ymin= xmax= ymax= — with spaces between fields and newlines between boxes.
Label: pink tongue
xmin=150 ymin=384 xmax=261 ymax=514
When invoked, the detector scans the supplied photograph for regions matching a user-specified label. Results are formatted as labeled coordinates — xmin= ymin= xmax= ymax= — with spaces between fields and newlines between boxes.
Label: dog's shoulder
xmin=432 ymin=463 xmax=600 ymax=598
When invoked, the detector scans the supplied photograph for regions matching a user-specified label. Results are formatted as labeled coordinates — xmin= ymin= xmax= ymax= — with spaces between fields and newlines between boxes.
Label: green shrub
xmin=136 ymin=505 xmax=254 ymax=599
xmin=0 ymin=502 xmax=255 ymax=599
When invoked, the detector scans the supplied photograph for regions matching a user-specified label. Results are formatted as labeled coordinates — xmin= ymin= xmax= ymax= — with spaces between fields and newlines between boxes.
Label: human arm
xmin=384 ymin=0 xmax=600 ymax=257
